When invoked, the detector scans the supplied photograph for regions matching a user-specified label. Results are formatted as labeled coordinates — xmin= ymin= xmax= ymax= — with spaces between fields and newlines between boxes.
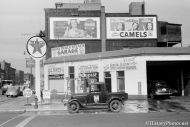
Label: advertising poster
xmin=106 ymin=17 xmax=157 ymax=39
xmin=50 ymin=17 xmax=100 ymax=39
xmin=48 ymin=64 xmax=64 ymax=80
xmin=51 ymin=44 xmax=85 ymax=57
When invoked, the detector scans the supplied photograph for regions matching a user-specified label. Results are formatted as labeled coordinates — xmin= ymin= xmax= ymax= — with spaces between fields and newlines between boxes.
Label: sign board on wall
xmin=48 ymin=64 xmax=64 ymax=80
xmin=51 ymin=44 xmax=85 ymax=57
xmin=106 ymin=17 xmax=157 ymax=39
xmin=48 ymin=64 xmax=64 ymax=75
xmin=49 ymin=74 xmax=64 ymax=80
xmin=104 ymin=57 xmax=137 ymax=71
xmin=78 ymin=64 xmax=99 ymax=73
xmin=50 ymin=17 xmax=100 ymax=39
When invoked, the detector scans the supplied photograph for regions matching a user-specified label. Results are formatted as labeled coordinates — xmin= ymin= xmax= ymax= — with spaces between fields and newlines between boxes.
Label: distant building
xmin=129 ymin=2 xmax=145 ymax=15
xmin=15 ymin=70 xmax=24 ymax=85
xmin=0 ymin=61 xmax=24 ymax=85
xmin=0 ymin=61 xmax=11 ymax=80
xmin=24 ymin=73 xmax=34 ymax=88
xmin=9 ymin=67 xmax=16 ymax=82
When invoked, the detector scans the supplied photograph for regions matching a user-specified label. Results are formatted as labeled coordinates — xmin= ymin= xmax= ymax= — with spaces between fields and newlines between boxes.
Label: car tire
xmin=68 ymin=101 xmax=79 ymax=113
xmin=109 ymin=100 xmax=122 ymax=112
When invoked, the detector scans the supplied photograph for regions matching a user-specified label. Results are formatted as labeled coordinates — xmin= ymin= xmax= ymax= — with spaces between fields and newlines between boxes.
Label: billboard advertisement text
xmin=106 ymin=17 xmax=157 ymax=39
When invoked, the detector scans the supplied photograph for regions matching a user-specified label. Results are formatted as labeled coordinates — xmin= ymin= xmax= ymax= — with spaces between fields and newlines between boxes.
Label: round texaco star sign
xmin=26 ymin=36 xmax=47 ymax=58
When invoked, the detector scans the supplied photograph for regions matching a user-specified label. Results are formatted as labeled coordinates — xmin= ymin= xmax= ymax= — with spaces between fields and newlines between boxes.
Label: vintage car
xmin=67 ymin=82 xmax=128 ymax=113
xmin=148 ymin=80 xmax=172 ymax=99
xmin=1 ymin=80 xmax=13 ymax=95
xmin=6 ymin=86 xmax=20 ymax=97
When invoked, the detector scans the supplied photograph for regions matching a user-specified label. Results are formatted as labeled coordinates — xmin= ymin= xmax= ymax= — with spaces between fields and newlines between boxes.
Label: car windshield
xmin=90 ymin=84 xmax=102 ymax=92
xmin=7 ymin=86 xmax=17 ymax=91
xmin=154 ymin=82 xmax=168 ymax=88
xmin=2 ymin=80 xmax=13 ymax=86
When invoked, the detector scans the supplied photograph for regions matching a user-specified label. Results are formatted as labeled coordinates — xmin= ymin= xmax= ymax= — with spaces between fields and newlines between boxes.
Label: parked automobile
xmin=67 ymin=82 xmax=128 ymax=113
xmin=1 ymin=80 xmax=14 ymax=95
xmin=170 ymin=88 xmax=179 ymax=96
xmin=19 ymin=85 xmax=26 ymax=96
xmin=148 ymin=80 xmax=172 ymax=99
xmin=6 ymin=86 xmax=20 ymax=97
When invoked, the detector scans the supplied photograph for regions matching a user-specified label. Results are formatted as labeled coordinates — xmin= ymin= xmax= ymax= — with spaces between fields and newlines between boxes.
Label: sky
xmin=0 ymin=0 xmax=190 ymax=73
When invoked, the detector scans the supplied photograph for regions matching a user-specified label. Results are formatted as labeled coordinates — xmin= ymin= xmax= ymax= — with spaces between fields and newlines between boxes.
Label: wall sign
xmin=106 ymin=17 xmax=157 ymax=39
xmin=104 ymin=57 xmax=137 ymax=71
xmin=49 ymin=74 xmax=64 ymax=80
xmin=79 ymin=72 xmax=98 ymax=79
xmin=78 ymin=64 xmax=99 ymax=73
xmin=48 ymin=64 xmax=64 ymax=75
xmin=50 ymin=17 xmax=100 ymax=39
xmin=51 ymin=44 xmax=85 ymax=57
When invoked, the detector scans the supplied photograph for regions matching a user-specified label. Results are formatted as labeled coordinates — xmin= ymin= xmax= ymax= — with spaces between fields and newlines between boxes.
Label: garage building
xmin=44 ymin=47 xmax=190 ymax=99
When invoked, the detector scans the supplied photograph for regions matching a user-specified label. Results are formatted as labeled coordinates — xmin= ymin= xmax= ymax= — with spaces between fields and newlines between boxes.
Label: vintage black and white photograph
xmin=0 ymin=0 xmax=190 ymax=127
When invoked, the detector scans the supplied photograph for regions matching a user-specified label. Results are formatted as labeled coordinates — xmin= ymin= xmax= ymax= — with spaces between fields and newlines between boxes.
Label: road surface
xmin=0 ymin=111 xmax=189 ymax=127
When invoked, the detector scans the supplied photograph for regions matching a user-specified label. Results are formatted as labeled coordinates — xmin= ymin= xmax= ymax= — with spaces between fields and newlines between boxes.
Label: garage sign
xmin=26 ymin=36 xmax=47 ymax=58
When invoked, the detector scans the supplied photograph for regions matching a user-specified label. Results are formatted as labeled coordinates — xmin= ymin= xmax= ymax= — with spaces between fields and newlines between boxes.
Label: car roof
xmin=89 ymin=82 xmax=104 ymax=85
xmin=151 ymin=80 xmax=166 ymax=83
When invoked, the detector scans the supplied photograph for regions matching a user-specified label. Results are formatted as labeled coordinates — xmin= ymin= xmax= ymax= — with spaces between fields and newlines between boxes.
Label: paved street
xmin=0 ymin=94 xmax=190 ymax=127
xmin=0 ymin=111 xmax=189 ymax=127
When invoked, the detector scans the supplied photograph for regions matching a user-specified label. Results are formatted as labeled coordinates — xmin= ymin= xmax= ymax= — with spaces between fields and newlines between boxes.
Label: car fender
xmin=68 ymin=99 xmax=83 ymax=107
xmin=108 ymin=97 xmax=123 ymax=105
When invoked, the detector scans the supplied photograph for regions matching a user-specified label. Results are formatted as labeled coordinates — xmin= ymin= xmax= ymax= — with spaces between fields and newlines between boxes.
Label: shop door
xmin=104 ymin=72 xmax=111 ymax=92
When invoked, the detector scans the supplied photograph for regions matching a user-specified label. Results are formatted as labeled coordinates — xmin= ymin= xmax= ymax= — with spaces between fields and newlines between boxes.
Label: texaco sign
xmin=26 ymin=36 xmax=47 ymax=58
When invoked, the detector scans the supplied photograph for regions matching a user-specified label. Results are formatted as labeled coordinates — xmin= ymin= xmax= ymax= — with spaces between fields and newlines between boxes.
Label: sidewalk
xmin=0 ymin=96 xmax=68 ymax=112
xmin=0 ymin=95 xmax=189 ymax=113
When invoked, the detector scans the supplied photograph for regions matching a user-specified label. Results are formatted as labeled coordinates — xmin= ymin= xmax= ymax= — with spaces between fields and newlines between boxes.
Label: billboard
xmin=106 ymin=17 xmax=157 ymax=39
xmin=50 ymin=17 xmax=100 ymax=39
xmin=51 ymin=44 xmax=85 ymax=57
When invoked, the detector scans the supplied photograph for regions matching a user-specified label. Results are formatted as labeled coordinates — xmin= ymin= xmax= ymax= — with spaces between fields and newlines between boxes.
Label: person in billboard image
xmin=64 ymin=19 xmax=85 ymax=38
xmin=145 ymin=22 xmax=153 ymax=36
xmin=115 ymin=22 xmax=125 ymax=31
xmin=130 ymin=22 xmax=139 ymax=31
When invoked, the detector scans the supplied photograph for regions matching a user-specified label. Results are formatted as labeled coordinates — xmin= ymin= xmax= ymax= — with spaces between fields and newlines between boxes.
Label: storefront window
xmin=79 ymin=72 xmax=99 ymax=93
xmin=117 ymin=71 xmax=125 ymax=92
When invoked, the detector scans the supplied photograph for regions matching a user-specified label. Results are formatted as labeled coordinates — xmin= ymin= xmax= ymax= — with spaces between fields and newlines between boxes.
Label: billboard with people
xmin=106 ymin=16 xmax=157 ymax=39
xmin=50 ymin=17 xmax=100 ymax=39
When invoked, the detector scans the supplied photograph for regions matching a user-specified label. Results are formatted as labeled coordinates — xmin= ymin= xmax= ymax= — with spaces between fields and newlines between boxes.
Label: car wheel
xmin=68 ymin=101 xmax=79 ymax=113
xmin=109 ymin=100 xmax=122 ymax=112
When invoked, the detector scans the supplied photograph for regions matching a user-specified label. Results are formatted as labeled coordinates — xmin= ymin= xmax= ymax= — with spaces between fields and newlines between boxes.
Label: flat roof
xmin=45 ymin=47 xmax=190 ymax=64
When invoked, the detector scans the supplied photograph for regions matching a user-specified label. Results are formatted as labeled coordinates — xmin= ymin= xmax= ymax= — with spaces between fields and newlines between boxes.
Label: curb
xmin=0 ymin=108 xmax=68 ymax=113
xmin=0 ymin=109 xmax=26 ymax=113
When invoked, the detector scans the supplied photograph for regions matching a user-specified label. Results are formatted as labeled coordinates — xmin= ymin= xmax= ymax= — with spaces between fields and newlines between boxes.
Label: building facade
xmin=43 ymin=1 xmax=188 ymax=99
xmin=44 ymin=48 xmax=190 ymax=98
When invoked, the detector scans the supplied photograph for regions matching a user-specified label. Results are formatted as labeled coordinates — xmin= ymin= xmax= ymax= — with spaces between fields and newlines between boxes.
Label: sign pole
xmin=26 ymin=36 xmax=47 ymax=103
xmin=35 ymin=58 xmax=41 ymax=102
